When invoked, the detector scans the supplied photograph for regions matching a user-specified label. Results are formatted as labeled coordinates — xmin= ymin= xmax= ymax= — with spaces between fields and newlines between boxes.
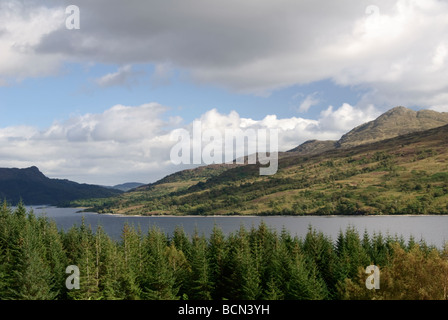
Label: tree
xmin=66 ymin=218 xmax=100 ymax=300
xmin=286 ymin=243 xmax=327 ymax=300
xmin=10 ymin=211 xmax=57 ymax=300
xmin=341 ymin=243 xmax=448 ymax=300
xmin=141 ymin=227 xmax=178 ymax=300
xmin=186 ymin=231 xmax=212 ymax=300
xmin=165 ymin=243 xmax=189 ymax=298
xmin=302 ymin=226 xmax=334 ymax=298
xmin=208 ymin=225 xmax=227 ymax=299
xmin=118 ymin=223 xmax=142 ymax=299
xmin=263 ymin=277 xmax=283 ymax=300
xmin=335 ymin=227 xmax=370 ymax=275
xmin=0 ymin=201 xmax=13 ymax=298
xmin=40 ymin=218 xmax=68 ymax=299
xmin=240 ymin=234 xmax=262 ymax=300
xmin=171 ymin=226 xmax=192 ymax=260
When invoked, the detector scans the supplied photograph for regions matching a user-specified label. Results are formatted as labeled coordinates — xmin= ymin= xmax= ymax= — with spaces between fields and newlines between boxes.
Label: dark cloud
xmin=34 ymin=1 xmax=370 ymax=75
xmin=2 ymin=0 xmax=448 ymax=107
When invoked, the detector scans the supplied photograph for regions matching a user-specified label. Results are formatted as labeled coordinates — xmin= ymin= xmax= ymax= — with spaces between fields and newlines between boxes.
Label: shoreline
xmin=27 ymin=205 xmax=448 ymax=218
xmin=73 ymin=208 xmax=448 ymax=218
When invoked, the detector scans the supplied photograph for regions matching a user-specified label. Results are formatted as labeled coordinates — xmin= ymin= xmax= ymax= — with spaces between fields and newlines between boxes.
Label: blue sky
xmin=1 ymin=0 xmax=447 ymax=185
xmin=0 ymin=63 xmax=364 ymax=129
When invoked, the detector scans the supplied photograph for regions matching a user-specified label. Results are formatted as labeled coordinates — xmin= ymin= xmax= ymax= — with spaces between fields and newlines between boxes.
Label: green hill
xmin=73 ymin=106 xmax=448 ymax=216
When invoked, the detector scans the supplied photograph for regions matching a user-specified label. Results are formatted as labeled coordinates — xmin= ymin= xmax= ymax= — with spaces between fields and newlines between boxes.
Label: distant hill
xmin=0 ymin=166 xmax=122 ymax=205
xmin=288 ymin=106 xmax=448 ymax=155
xmin=111 ymin=182 xmax=145 ymax=192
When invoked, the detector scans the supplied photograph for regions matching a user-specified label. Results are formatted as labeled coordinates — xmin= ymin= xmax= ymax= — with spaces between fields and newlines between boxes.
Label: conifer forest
xmin=1 ymin=203 xmax=447 ymax=300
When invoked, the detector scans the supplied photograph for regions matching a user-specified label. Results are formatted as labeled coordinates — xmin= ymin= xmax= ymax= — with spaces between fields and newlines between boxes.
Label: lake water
xmin=28 ymin=206 xmax=448 ymax=248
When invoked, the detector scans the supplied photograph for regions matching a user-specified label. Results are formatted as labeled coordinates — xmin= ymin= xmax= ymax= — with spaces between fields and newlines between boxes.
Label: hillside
xmin=0 ymin=166 xmax=122 ymax=205
xmin=288 ymin=139 xmax=337 ymax=155
xmin=74 ymin=117 xmax=448 ymax=216
xmin=288 ymin=106 xmax=448 ymax=155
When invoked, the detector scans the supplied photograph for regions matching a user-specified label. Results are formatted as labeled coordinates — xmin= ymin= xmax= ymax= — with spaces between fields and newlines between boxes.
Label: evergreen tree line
xmin=0 ymin=202 xmax=447 ymax=300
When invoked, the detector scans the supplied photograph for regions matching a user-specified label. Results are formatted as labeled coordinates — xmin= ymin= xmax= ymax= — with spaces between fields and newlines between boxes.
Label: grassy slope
xmin=73 ymin=124 xmax=448 ymax=216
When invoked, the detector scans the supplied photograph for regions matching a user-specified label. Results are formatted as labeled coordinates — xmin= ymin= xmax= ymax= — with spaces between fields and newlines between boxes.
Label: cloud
xmin=0 ymin=1 xmax=66 ymax=82
xmin=150 ymin=63 xmax=174 ymax=87
xmin=42 ymin=103 xmax=168 ymax=142
xmin=0 ymin=103 xmax=175 ymax=184
xmin=296 ymin=92 xmax=320 ymax=113
xmin=317 ymin=103 xmax=380 ymax=133
xmin=95 ymin=65 xmax=144 ymax=88
xmin=0 ymin=101 xmax=377 ymax=185
xmin=0 ymin=0 xmax=446 ymax=109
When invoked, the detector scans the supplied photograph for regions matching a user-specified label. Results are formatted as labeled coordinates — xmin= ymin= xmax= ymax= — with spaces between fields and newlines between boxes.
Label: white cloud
xmin=0 ymin=1 xmax=66 ymax=83
xmin=296 ymin=93 xmax=320 ymax=113
xmin=318 ymin=103 xmax=380 ymax=133
xmin=0 ymin=102 xmax=376 ymax=184
xmin=0 ymin=103 xmax=175 ymax=184
xmin=95 ymin=65 xmax=143 ymax=88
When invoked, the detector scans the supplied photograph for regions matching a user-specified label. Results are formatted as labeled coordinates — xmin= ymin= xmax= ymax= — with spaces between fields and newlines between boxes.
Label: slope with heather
xmin=75 ymin=120 xmax=448 ymax=216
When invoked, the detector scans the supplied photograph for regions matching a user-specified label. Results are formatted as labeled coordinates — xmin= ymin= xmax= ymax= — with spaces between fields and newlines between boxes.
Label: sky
xmin=1 ymin=0 xmax=448 ymax=185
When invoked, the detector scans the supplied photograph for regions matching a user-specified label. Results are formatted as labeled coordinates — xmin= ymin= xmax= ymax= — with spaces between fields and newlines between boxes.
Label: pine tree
xmin=165 ymin=242 xmax=189 ymax=298
xmin=335 ymin=227 xmax=370 ymax=279
xmin=11 ymin=211 xmax=57 ymax=300
xmin=186 ymin=230 xmax=212 ymax=300
xmin=302 ymin=226 xmax=334 ymax=298
xmin=362 ymin=229 xmax=372 ymax=259
xmin=240 ymin=235 xmax=262 ymax=299
xmin=119 ymin=223 xmax=142 ymax=299
xmin=141 ymin=226 xmax=178 ymax=300
xmin=98 ymin=225 xmax=141 ymax=300
xmin=263 ymin=277 xmax=283 ymax=300
xmin=40 ymin=218 xmax=68 ymax=299
xmin=249 ymin=222 xmax=276 ymax=294
xmin=67 ymin=218 xmax=100 ymax=300
xmin=171 ymin=226 xmax=192 ymax=260
xmin=286 ymin=243 xmax=327 ymax=300
xmin=371 ymin=232 xmax=389 ymax=266
xmin=0 ymin=201 xmax=12 ymax=298
xmin=221 ymin=225 xmax=250 ymax=299
xmin=208 ymin=225 xmax=227 ymax=299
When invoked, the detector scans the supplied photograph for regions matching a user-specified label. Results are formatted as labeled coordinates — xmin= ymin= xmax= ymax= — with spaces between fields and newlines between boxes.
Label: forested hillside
xmin=1 ymin=204 xmax=447 ymax=300
xmin=73 ymin=122 xmax=448 ymax=216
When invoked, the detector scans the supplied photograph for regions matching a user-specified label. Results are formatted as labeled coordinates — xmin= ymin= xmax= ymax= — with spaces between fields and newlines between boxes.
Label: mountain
xmin=288 ymin=106 xmax=448 ymax=155
xmin=72 ymin=106 xmax=448 ymax=216
xmin=0 ymin=166 xmax=123 ymax=205
xmin=111 ymin=182 xmax=145 ymax=192
xmin=337 ymin=106 xmax=448 ymax=148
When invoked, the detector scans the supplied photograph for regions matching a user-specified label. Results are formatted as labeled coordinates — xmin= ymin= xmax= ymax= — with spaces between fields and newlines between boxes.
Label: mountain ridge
xmin=0 ymin=166 xmax=123 ymax=205
xmin=288 ymin=106 xmax=448 ymax=155
xmin=337 ymin=106 xmax=448 ymax=148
